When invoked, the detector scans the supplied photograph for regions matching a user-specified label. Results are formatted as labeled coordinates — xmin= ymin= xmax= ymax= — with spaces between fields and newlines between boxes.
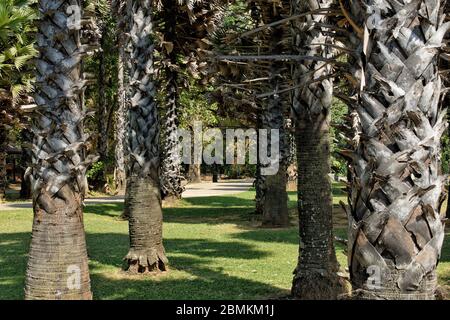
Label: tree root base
xmin=124 ymin=249 xmax=168 ymax=274
xmin=292 ymin=271 xmax=349 ymax=300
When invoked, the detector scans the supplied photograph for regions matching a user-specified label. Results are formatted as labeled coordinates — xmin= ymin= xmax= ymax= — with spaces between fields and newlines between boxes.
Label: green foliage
xmin=330 ymin=98 xmax=348 ymax=176
xmin=222 ymin=0 xmax=253 ymax=31
xmin=223 ymin=163 xmax=256 ymax=179
xmin=83 ymin=3 xmax=118 ymax=175
xmin=87 ymin=161 xmax=105 ymax=181
xmin=178 ymin=80 xmax=219 ymax=129
xmin=0 ymin=0 xmax=37 ymax=101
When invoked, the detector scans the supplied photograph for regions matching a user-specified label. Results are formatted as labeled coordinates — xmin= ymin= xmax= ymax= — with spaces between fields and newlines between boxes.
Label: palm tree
xmin=290 ymin=0 xmax=345 ymax=299
xmin=340 ymin=0 xmax=448 ymax=299
xmin=112 ymin=0 xmax=129 ymax=218
xmin=222 ymin=0 xmax=290 ymax=226
xmin=158 ymin=0 xmax=225 ymax=199
xmin=114 ymin=30 xmax=127 ymax=194
xmin=124 ymin=0 xmax=168 ymax=272
xmin=158 ymin=0 xmax=184 ymax=201
xmin=24 ymin=0 xmax=97 ymax=299
xmin=0 ymin=0 xmax=37 ymax=202
xmin=259 ymin=1 xmax=289 ymax=227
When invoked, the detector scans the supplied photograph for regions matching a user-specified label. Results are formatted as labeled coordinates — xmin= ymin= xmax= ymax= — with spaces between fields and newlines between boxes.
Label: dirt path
xmin=0 ymin=180 xmax=253 ymax=211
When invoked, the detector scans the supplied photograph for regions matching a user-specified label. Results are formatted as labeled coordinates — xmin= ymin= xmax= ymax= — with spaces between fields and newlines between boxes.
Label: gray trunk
xmin=189 ymin=164 xmax=202 ymax=183
xmin=159 ymin=0 xmax=184 ymax=201
xmin=259 ymin=2 xmax=289 ymax=227
xmin=124 ymin=0 xmax=168 ymax=272
xmin=290 ymin=0 xmax=345 ymax=299
xmin=97 ymin=29 xmax=108 ymax=163
xmin=25 ymin=0 xmax=93 ymax=299
xmin=254 ymin=106 xmax=266 ymax=215
xmin=114 ymin=34 xmax=127 ymax=195
xmin=342 ymin=0 xmax=448 ymax=299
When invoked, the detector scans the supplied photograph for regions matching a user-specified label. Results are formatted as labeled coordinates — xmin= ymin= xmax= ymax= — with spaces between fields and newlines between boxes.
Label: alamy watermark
xmin=67 ymin=264 xmax=81 ymax=290
xmin=176 ymin=122 xmax=280 ymax=176
xmin=66 ymin=5 xmax=81 ymax=30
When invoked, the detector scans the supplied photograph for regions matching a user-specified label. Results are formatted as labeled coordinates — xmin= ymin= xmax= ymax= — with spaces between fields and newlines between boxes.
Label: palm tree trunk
xmin=160 ymin=71 xmax=184 ymax=200
xmin=94 ymin=28 xmax=108 ymax=191
xmin=124 ymin=0 xmax=168 ymax=272
xmin=290 ymin=0 xmax=345 ymax=299
xmin=260 ymin=2 xmax=289 ymax=228
xmin=114 ymin=35 xmax=127 ymax=195
xmin=160 ymin=0 xmax=184 ymax=201
xmin=189 ymin=164 xmax=202 ymax=183
xmin=343 ymin=0 xmax=448 ymax=299
xmin=97 ymin=30 xmax=108 ymax=163
xmin=254 ymin=112 xmax=266 ymax=215
xmin=25 ymin=0 xmax=92 ymax=299
xmin=113 ymin=0 xmax=130 ymax=218
xmin=442 ymin=1 xmax=450 ymax=221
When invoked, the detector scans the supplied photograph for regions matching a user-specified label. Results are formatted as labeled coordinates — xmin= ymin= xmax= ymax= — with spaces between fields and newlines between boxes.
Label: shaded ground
xmin=0 ymin=186 xmax=448 ymax=299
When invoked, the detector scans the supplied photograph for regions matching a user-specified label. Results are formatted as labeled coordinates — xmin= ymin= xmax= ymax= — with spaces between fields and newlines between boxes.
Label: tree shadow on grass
xmin=86 ymin=233 xmax=284 ymax=300
xmin=84 ymin=233 xmax=270 ymax=269
xmin=0 ymin=232 xmax=29 ymax=299
xmin=181 ymin=195 xmax=256 ymax=208
xmin=0 ymin=231 xmax=285 ymax=300
xmin=84 ymin=203 xmax=125 ymax=219
xmin=84 ymin=202 xmax=255 ymax=225
xmin=90 ymin=255 xmax=290 ymax=300
xmin=83 ymin=192 xmax=297 ymax=226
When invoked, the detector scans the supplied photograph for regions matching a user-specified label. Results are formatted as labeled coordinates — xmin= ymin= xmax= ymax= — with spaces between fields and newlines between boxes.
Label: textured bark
xmin=261 ymin=167 xmax=289 ymax=227
xmin=114 ymin=30 xmax=127 ymax=195
xmin=189 ymin=164 xmax=202 ymax=183
xmin=160 ymin=73 xmax=184 ymax=200
xmin=254 ymin=108 xmax=266 ymax=215
xmin=113 ymin=0 xmax=130 ymax=212
xmin=443 ymin=1 xmax=450 ymax=221
xmin=25 ymin=0 xmax=93 ymax=300
xmin=160 ymin=0 xmax=184 ymax=199
xmin=342 ymin=0 xmax=448 ymax=299
xmin=97 ymin=29 xmax=108 ymax=164
xmin=259 ymin=2 xmax=289 ymax=227
xmin=159 ymin=0 xmax=184 ymax=200
xmin=124 ymin=0 xmax=168 ymax=272
xmin=254 ymin=165 xmax=266 ymax=215
xmin=125 ymin=175 xmax=167 ymax=272
xmin=293 ymin=114 xmax=343 ymax=299
xmin=290 ymin=0 xmax=344 ymax=299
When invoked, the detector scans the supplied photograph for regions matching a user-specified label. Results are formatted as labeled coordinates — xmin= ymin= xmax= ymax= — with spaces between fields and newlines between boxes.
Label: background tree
xmin=0 ymin=0 xmax=37 ymax=202
xmin=156 ymin=0 xmax=226 ymax=195
xmin=257 ymin=0 xmax=290 ymax=227
xmin=83 ymin=0 xmax=118 ymax=192
xmin=113 ymin=0 xmax=128 ymax=195
xmin=290 ymin=0 xmax=345 ymax=299
xmin=214 ymin=0 xmax=291 ymax=225
xmin=124 ymin=0 xmax=168 ymax=273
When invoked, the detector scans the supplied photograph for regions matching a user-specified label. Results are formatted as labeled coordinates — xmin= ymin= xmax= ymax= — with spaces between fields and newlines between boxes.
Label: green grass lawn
xmin=0 ymin=188 xmax=449 ymax=300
